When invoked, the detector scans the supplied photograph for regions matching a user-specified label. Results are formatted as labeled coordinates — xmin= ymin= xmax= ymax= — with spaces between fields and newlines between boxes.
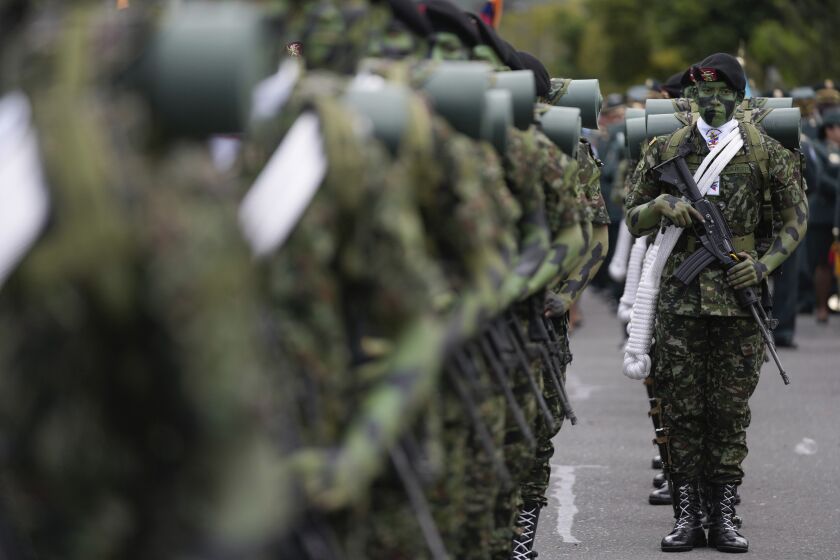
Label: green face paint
xmin=430 ymin=32 xmax=469 ymax=60
xmin=694 ymin=80 xmax=739 ymax=127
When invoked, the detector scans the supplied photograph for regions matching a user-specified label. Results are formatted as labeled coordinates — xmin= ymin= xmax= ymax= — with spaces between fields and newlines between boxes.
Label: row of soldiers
xmin=0 ymin=1 xmax=611 ymax=559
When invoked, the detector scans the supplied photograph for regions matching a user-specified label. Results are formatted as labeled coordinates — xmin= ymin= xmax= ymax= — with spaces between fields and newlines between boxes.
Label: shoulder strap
xmin=661 ymin=125 xmax=693 ymax=161
xmin=741 ymin=122 xmax=776 ymax=253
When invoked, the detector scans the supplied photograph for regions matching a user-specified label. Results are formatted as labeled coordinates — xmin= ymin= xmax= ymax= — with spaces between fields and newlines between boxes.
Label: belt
xmin=677 ymin=232 xmax=755 ymax=253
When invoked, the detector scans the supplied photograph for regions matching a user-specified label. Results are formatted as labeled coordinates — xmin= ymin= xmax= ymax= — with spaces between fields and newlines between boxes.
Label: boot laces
xmin=673 ymin=484 xmax=695 ymax=530
xmin=719 ymin=485 xmax=738 ymax=531
xmin=510 ymin=506 xmax=539 ymax=559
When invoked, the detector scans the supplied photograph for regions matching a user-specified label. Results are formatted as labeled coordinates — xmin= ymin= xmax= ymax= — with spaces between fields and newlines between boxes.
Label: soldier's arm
xmin=545 ymin=146 xmax=611 ymax=315
xmin=729 ymin=142 xmax=809 ymax=289
xmin=545 ymin=223 xmax=609 ymax=317
xmin=624 ymin=138 xmax=702 ymax=235
xmin=524 ymin=222 xmax=585 ymax=296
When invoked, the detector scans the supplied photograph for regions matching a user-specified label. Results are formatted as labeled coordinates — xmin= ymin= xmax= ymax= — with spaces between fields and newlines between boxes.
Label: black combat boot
xmin=653 ymin=471 xmax=667 ymax=488
xmin=510 ymin=501 xmax=541 ymax=560
xmin=707 ymin=484 xmax=749 ymax=553
xmin=652 ymin=455 xmax=663 ymax=469
xmin=649 ymin=483 xmax=672 ymax=505
xmin=661 ymin=480 xmax=707 ymax=552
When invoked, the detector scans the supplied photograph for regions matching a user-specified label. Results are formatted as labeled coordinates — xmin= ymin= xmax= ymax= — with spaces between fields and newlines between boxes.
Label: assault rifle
xmin=652 ymin=149 xmax=790 ymax=385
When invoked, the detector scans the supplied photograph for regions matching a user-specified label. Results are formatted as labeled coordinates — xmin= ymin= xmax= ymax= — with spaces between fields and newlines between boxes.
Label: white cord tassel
xmin=622 ymin=126 xmax=744 ymax=379
xmin=617 ymin=236 xmax=648 ymax=323
xmin=609 ymin=219 xmax=634 ymax=282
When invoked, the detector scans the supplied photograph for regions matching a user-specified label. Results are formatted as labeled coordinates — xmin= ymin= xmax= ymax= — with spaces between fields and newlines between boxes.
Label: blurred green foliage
xmin=500 ymin=0 xmax=840 ymax=94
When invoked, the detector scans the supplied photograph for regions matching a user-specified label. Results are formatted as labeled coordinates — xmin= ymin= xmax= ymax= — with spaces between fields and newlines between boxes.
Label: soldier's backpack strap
xmin=660 ymin=124 xmax=693 ymax=161
xmin=741 ymin=121 xmax=776 ymax=254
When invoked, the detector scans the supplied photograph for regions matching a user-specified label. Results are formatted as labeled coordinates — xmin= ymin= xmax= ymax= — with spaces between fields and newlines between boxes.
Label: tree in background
xmin=500 ymin=0 xmax=840 ymax=94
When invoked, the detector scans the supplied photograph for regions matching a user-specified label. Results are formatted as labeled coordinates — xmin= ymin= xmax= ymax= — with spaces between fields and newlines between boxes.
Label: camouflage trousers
xmin=460 ymin=348 xmax=507 ymax=560
xmin=520 ymin=314 xmax=570 ymax=505
xmin=653 ymin=311 xmax=763 ymax=484
xmin=490 ymin=317 xmax=542 ymax=559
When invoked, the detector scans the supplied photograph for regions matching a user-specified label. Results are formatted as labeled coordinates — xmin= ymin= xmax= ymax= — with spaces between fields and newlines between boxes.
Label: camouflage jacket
xmin=626 ymin=124 xmax=804 ymax=316
xmin=578 ymin=138 xmax=611 ymax=226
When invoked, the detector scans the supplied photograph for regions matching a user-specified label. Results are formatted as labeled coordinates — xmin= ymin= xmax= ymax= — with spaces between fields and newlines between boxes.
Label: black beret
xmin=465 ymin=12 xmax=524 ymax=70
xmin=691 ymin=52 xmax=746 ymax=93
xmin=421 ymin=0 xmax=480 ymax=47
xmin=516 ymin=51 xmax=550 ymax=98
xmin=661 ymin=71 xmax=684 ymax=98
xmin=388 ymin=0 xmax=434 ymax=39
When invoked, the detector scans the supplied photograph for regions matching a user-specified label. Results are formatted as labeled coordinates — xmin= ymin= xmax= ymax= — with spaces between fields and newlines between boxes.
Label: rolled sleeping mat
xmin=130 ymin=1 xmax=276 ymax=137
xmin=644 ymin=108 xmax=802 ymax=151
xmin=758 ymin=107 xmax=802 ymax=150
xmin=747 ymin=97 xmax=793 ymax=110
xmin=625 ymin=117 xmax=647 ymax=159
xmin=481 ymin=89 xmax=514 ymax=153
xmin=646 ymin=97 xmax=693 ymax=117
xmin=646 ymin=113 xmax=683 ymax=141
xmin=539 ymin=106 xmax=581 ymax=158
xmin=343 ymin=84 xmax=411 ymax=157
xmin=625 ymin=107 xmax=646 ymax=120
xmin=492 ymin=70 xmax=536 ymax=131
xmin=421 ymin=61 xmax=491 ymax=140
xmin=551 ymin=79 xmax=602 ymax=129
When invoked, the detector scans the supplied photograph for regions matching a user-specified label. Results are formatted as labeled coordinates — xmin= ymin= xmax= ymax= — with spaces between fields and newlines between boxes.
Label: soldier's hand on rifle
xmin=653 ymin=194 xmax=705 ymax=228
xmin=544 ymin=291 xmax=570 ymax=318
xmin=727 ymin=252 xmax=768 ymax=290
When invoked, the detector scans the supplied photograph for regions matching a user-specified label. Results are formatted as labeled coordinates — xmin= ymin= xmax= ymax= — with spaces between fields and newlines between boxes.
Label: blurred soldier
xmin=625 ymin=53 xmax=807 ymax=553
xmin=0 ymin=3 xmax=295 ymax=558
xmin=808 ymin=110 xmax=840 ymax=324
xmin=793 ymin=86 xmax=820 ymax=140
xmin=815 ymin=79 xmax=840 ymax=116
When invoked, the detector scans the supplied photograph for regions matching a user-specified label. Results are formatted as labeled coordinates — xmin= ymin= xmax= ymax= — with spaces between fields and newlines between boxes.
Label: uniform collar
xmin=696 ymin=116 xmax=738 ymax=148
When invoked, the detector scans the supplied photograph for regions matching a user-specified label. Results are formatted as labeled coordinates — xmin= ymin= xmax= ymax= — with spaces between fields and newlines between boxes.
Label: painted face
xmin=430 ymin=32 xmax=470 ymax=60
xmin=693 ymin=80 xmax=740 ymax=127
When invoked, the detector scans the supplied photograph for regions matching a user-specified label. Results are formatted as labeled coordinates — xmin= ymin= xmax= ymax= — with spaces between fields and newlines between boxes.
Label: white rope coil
xmin=617 ymin=236 xmax=648 ymax=323
xmin=609 ymin=219 xmax=634 ymax=282
xmin=622 ymin=126 xmax=744 ymax=379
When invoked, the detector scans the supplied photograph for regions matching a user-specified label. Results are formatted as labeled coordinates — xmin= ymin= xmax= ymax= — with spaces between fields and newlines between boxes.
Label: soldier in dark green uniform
xmin=626 ymin=53 xmax=808 ymax=553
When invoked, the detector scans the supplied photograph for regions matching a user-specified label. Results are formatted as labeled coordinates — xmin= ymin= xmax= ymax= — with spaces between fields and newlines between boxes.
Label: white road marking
xmin=794 ymin=437 xmax=818 ymax=455
xmin=550 ymin=464 xmax=606 ymax=544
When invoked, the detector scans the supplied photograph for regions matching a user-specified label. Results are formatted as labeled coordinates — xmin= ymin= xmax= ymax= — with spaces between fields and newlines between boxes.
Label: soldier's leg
xmin=704 ymin=316 xmax=762 ymax=485
xmin=772 ymin=246 xmax=801 ymax=347
xmin=491 ymin=307 xmax=546 ymax=559
xmin=460 ymin=358 xmax=506 ymax=560
xmin=703 ymin=316 xmax=761 ymax=553
xmin=654 ymin=312 xmax=711 ymax=552
xmin=490 ymin=363 xmax=539 ymax=559
xmin=513 ymin=314 xmax=569 ymax=557
xmin=653 ymin=312 xmax=709 ymax=481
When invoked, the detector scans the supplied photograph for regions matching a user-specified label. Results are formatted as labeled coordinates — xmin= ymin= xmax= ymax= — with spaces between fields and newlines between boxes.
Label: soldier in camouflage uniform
xmin=625 ymin=53 xmax=808 ymax=553
xmin=0 ymin=3 xmax=296 ymax=558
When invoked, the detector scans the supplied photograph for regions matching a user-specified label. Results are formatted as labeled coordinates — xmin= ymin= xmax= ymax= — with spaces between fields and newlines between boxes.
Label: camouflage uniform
xmin=626 ymin=125 xmax=804 ymax=483
xmin=0 ymin=5 xmax=292 ymax=558
xmin=520 ymin=138 xmax=608 ymax=508
xmin=244 ymin=64 xmax=460 ymax=559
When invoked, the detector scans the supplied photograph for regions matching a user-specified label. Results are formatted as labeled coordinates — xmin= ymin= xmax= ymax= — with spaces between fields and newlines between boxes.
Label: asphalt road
xmin=534 ymin=291 xmax=840 ymax=560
